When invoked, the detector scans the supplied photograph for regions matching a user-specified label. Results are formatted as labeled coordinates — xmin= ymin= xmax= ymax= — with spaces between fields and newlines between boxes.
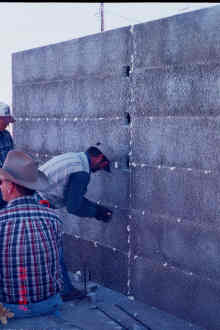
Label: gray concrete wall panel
xmin=12 ymin=26 xmax=131 ymax=85
xmin=133 ymin=64 xmax=220 ymax=116
xmin=130 ymin=256 xmax=197 ymax=323
xmin=67 ymin=77 xmax=129 ymax=118
xmin=78 ymin=209 xmax=129 ymax=253
xmin=58 ymin=28 xmax=131 ymax=79
xmin=132 ymin=167 xmax=220 ymax=223
xmin=191 ymin=277 xmax=220 ymax=330
xmin=131 ymin=209 xmax=220 ymax=281
xmin=131 ymin=117 xmax=220 ymax=170
xmin=133 ymin=5 xmax=220 ymax=69
xmin=62 ymin=119 xmax=129 ymax=160
xmin=60 ymin=208 xmax=129 ymax=253
xmin=14 ymin=77 xmax=129 ymax=119
xmin=13 ymin=84 xmax=45 ymax=118
xmin=130 ymin=256 xmax=220 ymax=329
xmin=56 ymin=208 xmax=81 ymax=237
xmin=13 ymin=120 xmax=63 ymax=154
xmin=130 ymin=209 xmax=165 ymax=263
xmin=162 ymin=218 xmax=220 ymax=281
xmin=63 ymin=234 xmax=128 ymax=294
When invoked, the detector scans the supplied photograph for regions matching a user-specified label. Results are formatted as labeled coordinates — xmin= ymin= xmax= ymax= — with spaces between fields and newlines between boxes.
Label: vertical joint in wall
xmin=126 ymin=24 xmax=136 ymax=298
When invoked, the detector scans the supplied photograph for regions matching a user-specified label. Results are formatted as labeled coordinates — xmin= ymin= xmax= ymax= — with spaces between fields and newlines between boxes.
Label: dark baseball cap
xmin=86 ymin=146 xmax=111 ymax=172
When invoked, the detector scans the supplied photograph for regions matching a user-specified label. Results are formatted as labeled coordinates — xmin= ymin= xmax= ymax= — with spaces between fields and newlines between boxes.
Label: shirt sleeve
xmin=0 ymin=131 xmax=14 ymax=167
xmin=63 ymin=172 xmax=98 ymax=218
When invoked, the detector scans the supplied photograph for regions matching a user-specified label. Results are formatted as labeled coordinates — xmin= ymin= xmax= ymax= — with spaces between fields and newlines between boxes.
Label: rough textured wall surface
xmin=12 ymin=6 xmax=220 ymax=329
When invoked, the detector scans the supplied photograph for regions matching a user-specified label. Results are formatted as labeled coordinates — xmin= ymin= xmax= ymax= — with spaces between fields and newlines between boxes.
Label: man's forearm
xmin=67 ymin=197 xmax=97 ymax=218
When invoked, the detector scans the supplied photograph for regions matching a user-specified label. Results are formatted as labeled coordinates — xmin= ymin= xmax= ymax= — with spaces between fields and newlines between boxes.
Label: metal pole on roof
xmin=100 ymin=2 xmax=104 ymax=32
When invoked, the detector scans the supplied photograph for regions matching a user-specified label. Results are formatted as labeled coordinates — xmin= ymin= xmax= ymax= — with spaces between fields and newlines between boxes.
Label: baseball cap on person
xmin=86 ymin=146 xmax=111 ymax=172
xmin=0 ymin=102 xmax=15 ymax=123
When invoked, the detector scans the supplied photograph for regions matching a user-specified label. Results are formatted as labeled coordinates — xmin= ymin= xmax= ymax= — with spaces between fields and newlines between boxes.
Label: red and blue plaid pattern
xmin=0 ymin=196 xmax=63 ymax=304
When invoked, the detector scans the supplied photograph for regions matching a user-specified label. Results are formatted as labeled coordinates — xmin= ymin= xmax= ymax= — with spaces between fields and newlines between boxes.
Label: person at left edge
xmin=0 ymin=102 xmax=15 ymax=209
xmin=0 ymin=150 xmax=63 ymax=319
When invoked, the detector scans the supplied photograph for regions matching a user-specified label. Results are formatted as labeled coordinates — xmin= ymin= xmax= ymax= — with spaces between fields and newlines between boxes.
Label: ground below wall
xmin=0 ymin=278 xmax=206 ymax=330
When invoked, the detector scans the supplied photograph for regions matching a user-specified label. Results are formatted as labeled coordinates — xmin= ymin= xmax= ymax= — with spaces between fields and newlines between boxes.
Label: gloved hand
xmin=95 ymin=205 xmax=113 ymax=223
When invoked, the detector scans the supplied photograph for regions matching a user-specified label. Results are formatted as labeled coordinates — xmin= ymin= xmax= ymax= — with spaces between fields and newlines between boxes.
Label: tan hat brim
xmin=0 ymin=168 xmax=50 ymax=192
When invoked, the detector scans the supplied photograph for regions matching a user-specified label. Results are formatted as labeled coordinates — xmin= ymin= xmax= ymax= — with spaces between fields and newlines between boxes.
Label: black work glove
xmin=95 ymin=205 xmax=113 ymax=223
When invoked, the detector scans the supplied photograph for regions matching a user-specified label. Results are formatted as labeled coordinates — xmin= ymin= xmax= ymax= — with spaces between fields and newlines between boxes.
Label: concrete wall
xmin=12 ymin=6 xmax=220 ymax=329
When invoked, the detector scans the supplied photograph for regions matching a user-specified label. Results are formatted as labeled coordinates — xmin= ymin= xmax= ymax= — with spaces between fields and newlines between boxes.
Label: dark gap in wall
xmin=123 ymin=65 xmax=130 ymax=77
xmin=125 ymin=112 xmax=131 ymax=125
xmin=126 ymin=155 xmax=130 ymax=169
xmin=126 ymin=65 xmax=130 ymax=77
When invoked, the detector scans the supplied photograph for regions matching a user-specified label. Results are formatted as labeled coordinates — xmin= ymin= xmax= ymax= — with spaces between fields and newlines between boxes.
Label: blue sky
xmin=0 ymin=2 xmax=218 ymax=105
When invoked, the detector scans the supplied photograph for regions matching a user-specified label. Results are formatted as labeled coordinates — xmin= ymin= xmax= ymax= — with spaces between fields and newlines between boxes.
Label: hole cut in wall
xmin=125 ymin=112 xmax=131 ymax=125
xmin=123 ymin=65 xmax=131 ymax=77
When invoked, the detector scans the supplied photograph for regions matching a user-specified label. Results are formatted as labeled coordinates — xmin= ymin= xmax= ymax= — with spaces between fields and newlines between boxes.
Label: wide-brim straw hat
xmin=0 ymin=150 xmax=50 ymax=191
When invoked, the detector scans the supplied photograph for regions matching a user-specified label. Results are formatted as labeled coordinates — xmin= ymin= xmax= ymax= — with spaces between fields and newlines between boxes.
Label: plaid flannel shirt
xmin=0 ymin=196 xmax=63 ymax=304
xmin=0 ymin=130 xmax=14 ymax=167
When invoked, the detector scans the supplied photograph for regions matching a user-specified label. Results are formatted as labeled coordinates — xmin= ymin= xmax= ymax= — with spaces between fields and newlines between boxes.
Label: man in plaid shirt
xmin=0 ymin=102 xmax=15 ymax=209
xmin=0 ymin=150 xmax=63 ymax=320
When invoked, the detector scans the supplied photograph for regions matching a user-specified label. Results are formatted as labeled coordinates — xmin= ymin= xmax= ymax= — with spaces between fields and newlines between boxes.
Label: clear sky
xmin=1 ymin=2 xmax=219 ymax=106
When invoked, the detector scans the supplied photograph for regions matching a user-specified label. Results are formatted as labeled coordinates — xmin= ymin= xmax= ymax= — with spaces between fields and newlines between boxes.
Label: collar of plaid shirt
xmin=0 ymin=196 xmax=63 ymax=304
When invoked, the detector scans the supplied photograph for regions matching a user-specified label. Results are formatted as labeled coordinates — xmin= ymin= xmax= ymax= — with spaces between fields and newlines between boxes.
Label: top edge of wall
xmin=12 ymin=4 xmax=220 ymax=85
